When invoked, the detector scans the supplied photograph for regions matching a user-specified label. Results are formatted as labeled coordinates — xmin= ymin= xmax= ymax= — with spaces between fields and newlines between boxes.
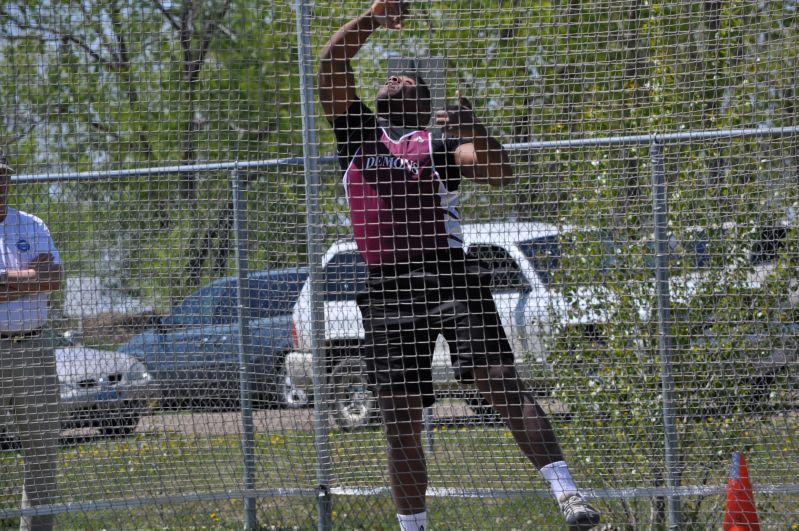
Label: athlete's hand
xmin=370 ymin=0 xmax=409 ymax=30
xmin=436 ymin=92 xmax=487 ymax=138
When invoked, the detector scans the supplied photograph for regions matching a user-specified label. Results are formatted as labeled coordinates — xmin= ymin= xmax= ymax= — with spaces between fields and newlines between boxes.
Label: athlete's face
xmin=376 ymin=75 xmax=432 ymax=128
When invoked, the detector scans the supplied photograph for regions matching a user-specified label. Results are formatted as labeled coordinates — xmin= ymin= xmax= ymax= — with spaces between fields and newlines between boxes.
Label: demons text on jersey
xmin=362 ymin=154 xmax=421 ymax=175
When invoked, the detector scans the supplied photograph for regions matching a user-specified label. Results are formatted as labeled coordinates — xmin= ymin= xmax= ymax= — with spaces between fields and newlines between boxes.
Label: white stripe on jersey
xmin=429 ymin=133 xmax=464 ymax=248
xmin=342 ymin=146 xmax=362 ymax=204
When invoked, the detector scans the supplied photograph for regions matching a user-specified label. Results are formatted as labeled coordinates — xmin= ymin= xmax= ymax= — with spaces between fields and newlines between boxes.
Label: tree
xmin=0 ymin=0 xmax=308 ymax=301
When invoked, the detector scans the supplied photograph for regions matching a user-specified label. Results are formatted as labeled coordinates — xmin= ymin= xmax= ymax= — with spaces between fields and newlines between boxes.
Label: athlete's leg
xmin=445 ymin=273 xmax=564 ymax=468
xmin=472 ymin=363 xmax=563 ymax=468
xmin=446 ymin=265 xmax=599 ymax=528
xmin=357 ymin=267 xmax=436 ymax=520
xmin=378 ymin=391 xmax=427 ymax=515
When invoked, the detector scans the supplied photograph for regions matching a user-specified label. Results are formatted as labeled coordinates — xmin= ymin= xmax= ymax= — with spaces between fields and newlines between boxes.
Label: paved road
xmin=132 ymin=396 xmax=571 ymax=437
xmin=136 ymin=401 xmax=477 ymax=436
xmin=49 ymin=396 xmax=568 ymax=445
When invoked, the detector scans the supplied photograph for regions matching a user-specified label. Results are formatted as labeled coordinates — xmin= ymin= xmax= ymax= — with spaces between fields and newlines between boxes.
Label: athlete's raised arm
xmin=318 ymin=0 xmax=408 ymax=123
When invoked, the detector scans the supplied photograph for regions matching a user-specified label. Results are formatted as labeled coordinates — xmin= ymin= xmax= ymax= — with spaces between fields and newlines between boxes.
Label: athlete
xmin=318 ymin=1 xmax=601 ymax=529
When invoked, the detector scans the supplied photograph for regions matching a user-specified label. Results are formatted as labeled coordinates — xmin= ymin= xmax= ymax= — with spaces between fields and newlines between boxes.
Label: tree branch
xmin=152 ymin=0 xmax=181 ymax=32
xmin=109 ymin=1 xmax=154 ymax=160
xmin=230 ymin=122 xmax=276 ymax=143
xmin=88 ymin=120 xmax=121 ymax=140
xmin=6 ymin=124 xmax=37 ymax=145
xmin=197 ymin=0 xmax=232 ymax=65
xmin=179 ymin=1 xmax=197 ymax=79
xmin=62 ymin=33 xmax=105 ymax=65
xmin=1 ymin=7 xmax=110 ymax=66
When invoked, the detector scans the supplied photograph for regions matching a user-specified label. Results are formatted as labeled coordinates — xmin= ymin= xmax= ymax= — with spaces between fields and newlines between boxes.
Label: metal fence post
xmin=294 ymin=1 xmax=333 ymax=530
xmin=232 ymin=166 xmax=258 ymax=529
xmin=650 ymin=140 xmax=682 ymax=529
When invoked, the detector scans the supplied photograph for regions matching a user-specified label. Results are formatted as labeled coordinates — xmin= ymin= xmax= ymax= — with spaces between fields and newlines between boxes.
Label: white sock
xmin=540 ymin=460 xmax=578 ymax=500
xmin=397 ymin=511 xmax=427 ymax=531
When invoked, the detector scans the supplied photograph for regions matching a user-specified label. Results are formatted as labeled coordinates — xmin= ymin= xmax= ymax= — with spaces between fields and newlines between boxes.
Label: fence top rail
xmin=12 ymin=125 xmax=799 ymax=184
xmin=504 ymin=125 xmax=799 ymax=151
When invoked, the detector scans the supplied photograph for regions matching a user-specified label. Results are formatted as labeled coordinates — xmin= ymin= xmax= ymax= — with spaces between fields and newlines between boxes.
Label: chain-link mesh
xmin=0 ymin=0 xmax=796 ymax=528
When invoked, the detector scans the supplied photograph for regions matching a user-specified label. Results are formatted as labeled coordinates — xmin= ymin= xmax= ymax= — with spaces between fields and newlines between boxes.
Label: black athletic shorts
xmin=356 ymin=248 xmax=516 ymax=408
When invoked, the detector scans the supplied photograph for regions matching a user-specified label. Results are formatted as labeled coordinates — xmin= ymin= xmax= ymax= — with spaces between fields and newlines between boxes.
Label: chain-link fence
xmin=1 ymin=1 xmax=797 ymax=529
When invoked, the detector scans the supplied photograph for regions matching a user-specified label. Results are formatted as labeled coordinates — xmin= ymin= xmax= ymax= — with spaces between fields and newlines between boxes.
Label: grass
xmin=0 ymin=426 xmax=563 ymax=529
xmin=0 ymin=415 xmax=796 ymax=529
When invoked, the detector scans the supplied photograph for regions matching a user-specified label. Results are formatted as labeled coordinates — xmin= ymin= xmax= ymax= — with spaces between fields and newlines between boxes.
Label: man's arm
xmin=452 ymin=133 xmax=515 ymax=188
xmin=318 ymin=0 xmax=406 ymax=123
xmin=436 ymin=93 xmax=515 ymax=188
xmin=0 ymin=253 xmax=63 ymax=304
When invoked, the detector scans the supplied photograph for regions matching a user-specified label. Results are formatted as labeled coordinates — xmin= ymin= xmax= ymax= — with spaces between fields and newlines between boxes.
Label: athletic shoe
xmin=558 ymin=491 xmax=601 ymax=530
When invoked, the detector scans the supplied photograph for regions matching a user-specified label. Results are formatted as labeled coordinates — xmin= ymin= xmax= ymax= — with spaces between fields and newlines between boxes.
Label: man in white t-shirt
xmin=0 ymin=152 xmax=63 ymax=531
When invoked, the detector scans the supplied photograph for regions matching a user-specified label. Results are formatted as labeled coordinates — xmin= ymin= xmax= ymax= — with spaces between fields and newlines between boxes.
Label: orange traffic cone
xmin=723 ymin=452 xmax=760 ymax=531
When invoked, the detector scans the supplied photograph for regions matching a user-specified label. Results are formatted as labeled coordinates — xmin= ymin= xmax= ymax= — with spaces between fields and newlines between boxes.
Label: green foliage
xmin=541 ymin=219 xmax=797 ymax=526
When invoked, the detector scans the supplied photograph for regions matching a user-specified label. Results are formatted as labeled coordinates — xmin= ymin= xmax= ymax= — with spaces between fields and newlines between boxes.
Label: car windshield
xmin=518 ymin=233 xmax=619 ymax=286
xmin=683 ymin=225 xmax=787 ymax=267
xmin=639 ymin=224 xmax=786 ymax=273
xmin=519 ymin=224 xmax=787 ymax=288
xmin=214 ymin=272 xmax=308 ymax=322
xmin=164 ymin=269 xmax=308 ymax=328
xmin=166 ymin=284 xmax=222 ymax=327
xmin=639 ymin=237 xmax=704 ymax=272
xmin=322 ymin=251 xmax=368 ymax=302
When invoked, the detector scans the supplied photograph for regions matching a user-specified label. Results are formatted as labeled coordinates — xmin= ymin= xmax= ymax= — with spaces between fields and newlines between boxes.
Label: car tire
xmin=98 ymin=403 xmax=142 ymax=437
xmin=330 ymin=358 xmax=378 ymax=431
xmin=0 ymin=427 xmax=19 ymax=451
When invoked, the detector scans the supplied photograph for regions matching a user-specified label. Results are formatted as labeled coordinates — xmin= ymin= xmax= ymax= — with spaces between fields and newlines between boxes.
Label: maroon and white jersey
xmin=333 ymin=100 xmax=464 ymax=266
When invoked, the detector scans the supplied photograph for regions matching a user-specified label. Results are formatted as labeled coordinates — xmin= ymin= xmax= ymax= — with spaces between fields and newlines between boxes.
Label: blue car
xmin=118 ymin=267 xmax=309 ymax=410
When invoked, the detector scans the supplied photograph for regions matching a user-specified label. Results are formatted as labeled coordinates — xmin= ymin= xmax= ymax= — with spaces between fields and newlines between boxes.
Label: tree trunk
xmin=177 ymin=0 xmax=233 ymax=287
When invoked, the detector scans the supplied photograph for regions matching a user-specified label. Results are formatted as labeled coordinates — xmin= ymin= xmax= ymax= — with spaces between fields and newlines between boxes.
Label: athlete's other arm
xmin=318 ymin=0 xmax=408 ymax=123
xmin=436 ymin=92 xmax=515 ymax=188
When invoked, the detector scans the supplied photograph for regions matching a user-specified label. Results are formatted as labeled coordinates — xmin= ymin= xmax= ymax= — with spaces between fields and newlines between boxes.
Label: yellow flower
xmin=270 ymin=434 xmax=285 ymax=446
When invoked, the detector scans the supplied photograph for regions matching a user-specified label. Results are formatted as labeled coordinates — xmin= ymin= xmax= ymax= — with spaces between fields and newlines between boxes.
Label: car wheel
xmin=0 ymin=426 xmax=19 ymax=451
xmin=99 ymin=417 xmax=139 ymax=436
xmin=330 ymin=358 xmax=377 ymax=431
xmin=98 ymin=404 xmax=142 ymax=437
xmin=272 ymin=363 xmax=309 ymax=409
